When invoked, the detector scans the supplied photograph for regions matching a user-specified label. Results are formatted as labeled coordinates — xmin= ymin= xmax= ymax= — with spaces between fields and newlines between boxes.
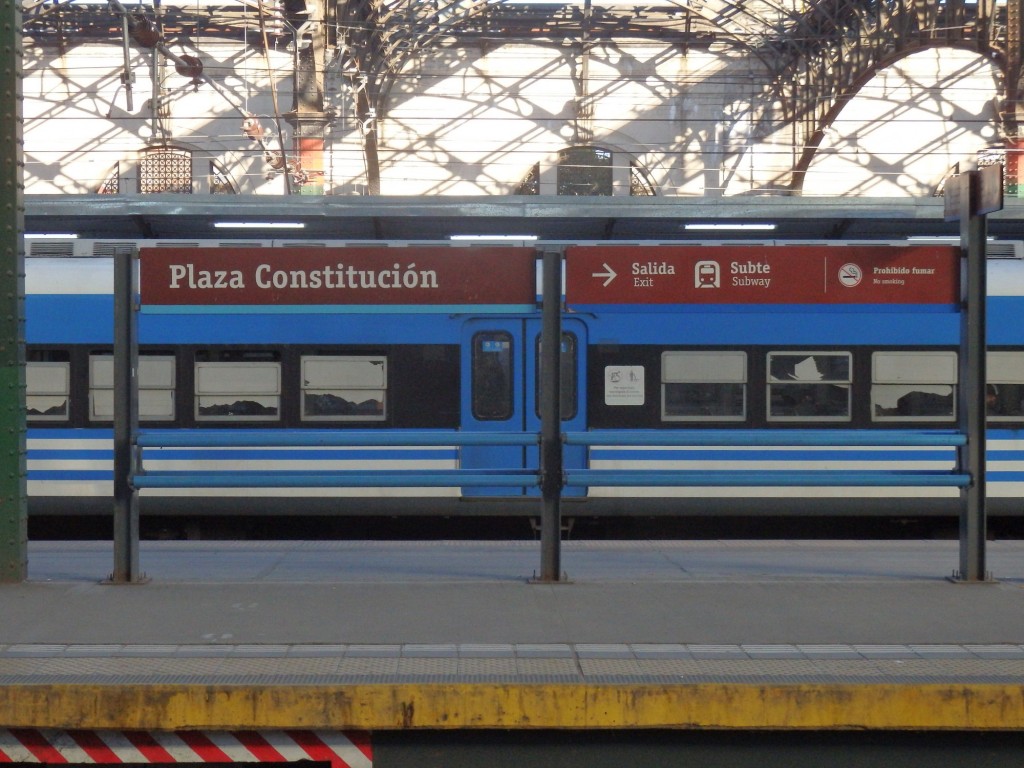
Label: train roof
xmin=22 ymin=237 xmax=1024 ymax=259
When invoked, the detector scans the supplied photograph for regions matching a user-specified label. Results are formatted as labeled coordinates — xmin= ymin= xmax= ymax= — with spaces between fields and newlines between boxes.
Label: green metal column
xmin=0 ymin=0 xmax=26 ymax=582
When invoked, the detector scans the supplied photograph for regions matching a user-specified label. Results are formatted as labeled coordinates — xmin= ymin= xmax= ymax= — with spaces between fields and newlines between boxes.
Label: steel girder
xmin=765 ymin=0 xmax=1009 ymax=191
xmin=19 ymin=0 xmax=1024 ymax=193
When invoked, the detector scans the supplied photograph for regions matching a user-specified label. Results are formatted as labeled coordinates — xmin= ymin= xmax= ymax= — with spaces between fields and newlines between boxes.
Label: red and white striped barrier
xmin=0 ymin=729 xmax=371 ymax=768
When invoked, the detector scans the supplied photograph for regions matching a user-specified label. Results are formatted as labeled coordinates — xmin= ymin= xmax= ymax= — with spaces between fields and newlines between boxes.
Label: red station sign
xmin=140 ymin=246 xmax=537 ymax=306
xmin=565 ymin=244 xmax=959 ymax=306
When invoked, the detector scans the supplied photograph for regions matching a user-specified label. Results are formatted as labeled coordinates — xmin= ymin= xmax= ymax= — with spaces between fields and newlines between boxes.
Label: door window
xmin=471 ymin=332 xmax=514 ymax=421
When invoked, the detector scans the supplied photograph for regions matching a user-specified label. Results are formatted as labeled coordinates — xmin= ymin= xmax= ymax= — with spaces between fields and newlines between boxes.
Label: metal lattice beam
xmin=0 ymin=0 xmax=26 ymax=582
xmin=763 ymin=0 xmax=1005 ymax=192
xmin=20 ymin=0 xmax=1024 ymax=196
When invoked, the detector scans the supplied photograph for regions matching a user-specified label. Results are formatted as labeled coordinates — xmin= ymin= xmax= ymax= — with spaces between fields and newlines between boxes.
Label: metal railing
xmin=561 ymin=429 xmax=970 ymax=489
xmin=131 ymin=430 xmax=540 ymax=489
xmin=131 ymin=428 xmax=970 ymax=490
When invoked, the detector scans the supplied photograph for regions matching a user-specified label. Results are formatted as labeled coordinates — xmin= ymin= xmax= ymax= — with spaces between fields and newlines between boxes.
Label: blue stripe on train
xmin=30 ymin=471 xmax=111 ymax=480
xmin=28 ymin=428 xmax=113 ymax=439
xmin=29 ymin=450 xmax=113 ymax=460
xmin=986 ymin=471 xmax=1024 ymax=481
xmin=27 ymin=294 xmax=1024 ymax=345
xmin=28 ymin=296 xmax=468 ymax=344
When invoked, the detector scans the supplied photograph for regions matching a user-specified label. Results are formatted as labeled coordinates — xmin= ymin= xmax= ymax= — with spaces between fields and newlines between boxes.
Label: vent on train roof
xmin=26 ymin=240 xmax=77 ymax=257
xmin=150 ymin=241 xmax=267 ymax=247
xmin=908 ymin=239 xmax=1024 ymax=259
xmin=91 ymin=241 xmax=138 ymax=257
xmin=986 ymin=241 xmax=1023 ymax=259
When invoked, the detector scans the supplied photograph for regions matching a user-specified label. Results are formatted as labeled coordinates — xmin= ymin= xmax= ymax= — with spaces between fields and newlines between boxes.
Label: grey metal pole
xmin=538 ymin=249 xmax=563 ymax=582
xmin=111 ymin=251 xmax=143 ymax=583
xmin=956 ymin=170 xmax=988 ymax=582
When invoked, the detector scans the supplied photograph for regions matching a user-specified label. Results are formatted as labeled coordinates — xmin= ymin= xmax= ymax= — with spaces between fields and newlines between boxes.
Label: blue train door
xmin=461 ymin=318 xmax=587 ymax=496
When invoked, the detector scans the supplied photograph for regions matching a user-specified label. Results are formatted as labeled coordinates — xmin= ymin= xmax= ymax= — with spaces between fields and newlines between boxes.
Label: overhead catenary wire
xmin=106 ymin=0 xmax=253 ymax=119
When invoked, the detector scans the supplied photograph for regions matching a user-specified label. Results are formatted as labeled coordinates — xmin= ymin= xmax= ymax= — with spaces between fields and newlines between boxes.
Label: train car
xmin=22 ymin=237 xmax=1024 ymax=535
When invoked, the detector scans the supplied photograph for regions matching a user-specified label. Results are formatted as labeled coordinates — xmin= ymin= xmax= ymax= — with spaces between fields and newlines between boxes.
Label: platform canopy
xmin=24 ymin=194 xmax=1024 ymax=243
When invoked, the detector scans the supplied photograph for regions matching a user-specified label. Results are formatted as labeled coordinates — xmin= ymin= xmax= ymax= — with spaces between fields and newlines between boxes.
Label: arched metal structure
xmin=20 ymin=0 xmax=1023 ymax=196
xmin=332 ymin=0 xmax=1020 ymax=195
xmin=769 ymin=0 xmax=1010 ymax=191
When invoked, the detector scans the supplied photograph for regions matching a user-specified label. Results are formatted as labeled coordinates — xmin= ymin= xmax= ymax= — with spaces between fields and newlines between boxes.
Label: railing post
xmin=537 ymin=249 xmax=564 ymax=582
xmin=947 ymin=166 xmax=999 ymax=582
xmin=111 ymin=250 xmax=144 ymax=583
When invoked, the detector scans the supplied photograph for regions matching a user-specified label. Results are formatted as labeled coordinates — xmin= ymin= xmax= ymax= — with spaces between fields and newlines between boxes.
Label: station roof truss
xmin=19 ymin=0 xmax=1021 ymax=195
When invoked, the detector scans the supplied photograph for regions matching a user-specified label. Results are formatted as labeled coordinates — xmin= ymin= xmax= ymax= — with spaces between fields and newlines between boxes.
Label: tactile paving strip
xmin=1 ymin=643 xmax=1023 ymax=684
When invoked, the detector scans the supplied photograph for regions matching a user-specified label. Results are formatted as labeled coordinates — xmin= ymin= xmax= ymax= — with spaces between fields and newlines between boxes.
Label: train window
xmin=195 ymin=357 xmax=280 ymax=421
xmin=301 ymin=355 xmax=386 ymax=421
xmin=767 ymin=352 xmax=851 ymax=421
xmin=661 ymin=350 xmax=746 ymax=421
xmin=871 ymin=351 xmax=956 ymax=421
xmin=472 ymin=331 xmax=514 ymax=421
xmin=988 ymin=351 xmax=1024 ymax=420
xmin=26 ymin=357 xmax=70 ymax=422
xmin=534 ymin=333 xmax=578 ymax=420
xmin=89 ymin=354 xmax=176 ymax=421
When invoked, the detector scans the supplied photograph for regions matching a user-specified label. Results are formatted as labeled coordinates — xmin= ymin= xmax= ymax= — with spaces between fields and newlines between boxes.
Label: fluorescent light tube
xmin=213 ymin=222 xmax=306 ymax=229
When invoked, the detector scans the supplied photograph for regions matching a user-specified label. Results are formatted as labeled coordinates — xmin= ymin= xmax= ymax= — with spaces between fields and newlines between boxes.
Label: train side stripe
xmin=27 ymin=450 xmax=112 ymax=460
xmin=29 ymin=471 xmax=111 ymax=480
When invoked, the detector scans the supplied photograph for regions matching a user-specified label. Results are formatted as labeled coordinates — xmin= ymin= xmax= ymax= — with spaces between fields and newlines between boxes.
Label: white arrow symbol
xmin=592 ymin=263 xmax=617 ymax=287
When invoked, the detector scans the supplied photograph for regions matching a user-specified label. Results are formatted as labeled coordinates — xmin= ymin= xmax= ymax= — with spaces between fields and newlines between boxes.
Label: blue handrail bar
xmin=130 ymin=429 xmax=970 ymax=490
xmin=136 ymin=429 xmax=965 ymax=449
xmin=563 ymin=429 xmax=967 ymax=447
xmin=134 ymin=469 xmax=540 ymax=489
xmin=564 ymin=470 xmax=970 ymax=488
xmin=136 ymin=430 xmax=539 ymax=448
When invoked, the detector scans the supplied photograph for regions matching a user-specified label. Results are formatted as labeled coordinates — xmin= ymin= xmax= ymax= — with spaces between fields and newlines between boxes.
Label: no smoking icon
xmin=838 ymin=263 xmax=862 ymax=287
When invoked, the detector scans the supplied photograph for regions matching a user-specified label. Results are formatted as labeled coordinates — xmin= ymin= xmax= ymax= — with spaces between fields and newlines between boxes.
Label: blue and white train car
xmin=22 ymin=238 xmax=1024 ymax=525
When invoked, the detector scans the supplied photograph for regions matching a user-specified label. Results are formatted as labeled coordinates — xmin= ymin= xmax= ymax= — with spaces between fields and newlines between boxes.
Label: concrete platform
xmin=1 ymin=539 xmax=1023 ymax=730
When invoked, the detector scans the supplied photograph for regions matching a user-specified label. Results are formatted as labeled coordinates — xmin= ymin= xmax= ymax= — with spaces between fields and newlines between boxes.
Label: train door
xmin=460 ymin=318 xmax=587 ymax=497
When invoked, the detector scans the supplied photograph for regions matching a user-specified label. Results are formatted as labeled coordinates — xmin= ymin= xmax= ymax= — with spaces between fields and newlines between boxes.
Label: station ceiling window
xmin=139 ymin=146 xmax=193 ymax=194
xmin=557 ymin=146 xmax=612 ymax=196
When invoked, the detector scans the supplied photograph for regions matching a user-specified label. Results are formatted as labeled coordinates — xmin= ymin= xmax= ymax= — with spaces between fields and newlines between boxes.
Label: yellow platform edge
xmin=1 ymin=683 xmax=1023 ymax=730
